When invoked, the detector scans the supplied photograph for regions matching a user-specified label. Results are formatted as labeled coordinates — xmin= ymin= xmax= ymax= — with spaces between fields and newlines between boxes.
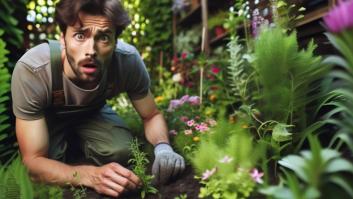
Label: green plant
xmin=226 ymin=36 xmax=254 ymax=105
xmin=0 ymin=32 xmax=15 ymax=165
xmin=191 ymin=116 xmax=262 ymax=198
xmin=318 ymin=19 xmax=353 ymax=152
xmin=0 ymin=156 xmax=33 ymax=198
xmin=208 ymin=11 xmax=227 ymax=31
xmin=128 ymin=138 xmax=158 ymax=198
xmin=270 ymin=0 xmax=305 ymax=32
xmin=175 ymin=25 xmax=202 ymax=53
xmin=174 ymin=193 xmax=188 ymax=199
xmin=260 ymin=135 xmax=353 ymax=199
xmin=67 ymin=172 xmax=87 ymax=199
xmin=0 ymin=0 xmax=25 ymax=48
xmin=140 ymin=0 xmax=173 ymax=67
xmin=253 ymin=27 xmax=328 ymax=131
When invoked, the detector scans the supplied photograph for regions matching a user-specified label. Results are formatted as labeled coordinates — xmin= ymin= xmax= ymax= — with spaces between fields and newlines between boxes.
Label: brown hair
xmin=55 ymin=0 xmax=131 ymax=37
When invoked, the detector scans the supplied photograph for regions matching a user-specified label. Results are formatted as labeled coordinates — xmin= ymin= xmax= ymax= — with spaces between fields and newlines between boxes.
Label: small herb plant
xmin=68 ymin=171 xmax=87 ymax=199
xmin=129 ymin=138 xmax=158 ymax=198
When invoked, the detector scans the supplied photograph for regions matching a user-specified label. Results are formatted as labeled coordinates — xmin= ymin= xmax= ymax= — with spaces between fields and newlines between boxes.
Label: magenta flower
xmin=186 ymin=119 xmax=195 ymax=127
xmin=188 ymin=96 xmax=200 ymax=105
xmin=250 ymin=169 xmax=264 ymax=184
xmin=201 ymin=167 xmax=217 ymax=180
xmin=181 ymin=52 xmax=188 ymax=59
xmin=211 ymin=66 xmax=221 ymax=74
xmin=324 ymin=0 xmax=353 ymax=33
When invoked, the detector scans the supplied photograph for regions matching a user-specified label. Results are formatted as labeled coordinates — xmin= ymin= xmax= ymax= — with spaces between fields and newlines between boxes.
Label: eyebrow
xmin=73 ymin=27 xmax=113 ymax=34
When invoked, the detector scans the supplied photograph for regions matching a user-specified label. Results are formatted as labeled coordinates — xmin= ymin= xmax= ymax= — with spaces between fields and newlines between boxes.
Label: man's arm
xmin=16 ymin=117 xmax=140 ymax=197
xmin=131 ymin=91 xmax=185 ymax=184
xmin=131 ymin=91 xmax=169 ymax=145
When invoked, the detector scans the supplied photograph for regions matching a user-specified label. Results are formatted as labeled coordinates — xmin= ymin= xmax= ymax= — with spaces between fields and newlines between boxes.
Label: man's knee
xmin=84 ymin=129 xmax=133 ymax=165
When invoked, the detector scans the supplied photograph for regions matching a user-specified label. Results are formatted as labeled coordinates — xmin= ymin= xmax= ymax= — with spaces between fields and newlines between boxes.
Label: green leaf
xmin=326 ymin=159 xmax=353 ymax=173
xmin=278 ymin=155 xmax=308 ymax=182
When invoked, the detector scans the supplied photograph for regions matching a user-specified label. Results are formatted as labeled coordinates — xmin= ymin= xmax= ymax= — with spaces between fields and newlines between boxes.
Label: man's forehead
xmin=72 ymin=12 xmax=114 ymax=30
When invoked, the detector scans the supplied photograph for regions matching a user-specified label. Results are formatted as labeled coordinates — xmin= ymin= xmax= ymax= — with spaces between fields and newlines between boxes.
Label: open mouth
xmin=81 ymin=63 xmax=98 ymax=74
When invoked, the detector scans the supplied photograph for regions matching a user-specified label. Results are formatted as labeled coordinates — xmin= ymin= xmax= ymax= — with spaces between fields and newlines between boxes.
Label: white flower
xmin=219 ymin=155 xmax=233 ymax=163
xmin=172 ymin=73 xmax=182 ymax=82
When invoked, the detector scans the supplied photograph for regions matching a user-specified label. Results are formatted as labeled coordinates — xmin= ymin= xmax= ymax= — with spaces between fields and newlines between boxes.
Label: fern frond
xmin=226 ymin=36 xmax=253 ymax=104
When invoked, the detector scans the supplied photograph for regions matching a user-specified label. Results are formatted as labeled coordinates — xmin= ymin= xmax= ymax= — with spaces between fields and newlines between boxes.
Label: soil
xmin=63 ymin=165 xmax=200 ymax=199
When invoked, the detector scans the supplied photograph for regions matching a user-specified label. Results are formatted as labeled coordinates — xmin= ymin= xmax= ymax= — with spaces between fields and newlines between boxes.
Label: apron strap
xmin=48 ymin=40 xmax=65 ymax=107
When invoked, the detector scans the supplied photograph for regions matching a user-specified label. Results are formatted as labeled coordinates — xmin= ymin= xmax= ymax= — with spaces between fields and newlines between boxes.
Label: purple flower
xmin=201 ymin=167 xmax=217 ymax=180
xmin=180 ymin=95 xmax=190 ymax=103
xmin=188 ymin=96 xmax=200 ymax=105
xmin=250 ymin=169 xmax=264 ymax=184
xmin=167 ymin=99 xmax=182 ymax=112
xmin=324 ymin=0 xmax=353 ymax=33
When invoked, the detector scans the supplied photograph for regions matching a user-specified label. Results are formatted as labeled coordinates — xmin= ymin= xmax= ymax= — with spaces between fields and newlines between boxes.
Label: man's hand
xmin=152 ymin=143 xmax=185 ymax=184
xmin=88 ymin=162 xmax=141 ymax=197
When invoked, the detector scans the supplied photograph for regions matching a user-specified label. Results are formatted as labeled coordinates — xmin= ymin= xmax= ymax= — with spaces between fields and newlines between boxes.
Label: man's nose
xmin=85 ymin=38 xmax=97 ymax=57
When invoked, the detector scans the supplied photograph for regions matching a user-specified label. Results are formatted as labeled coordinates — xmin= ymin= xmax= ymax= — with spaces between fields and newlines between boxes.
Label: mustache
xmin=78 ymin=58 xmax=101 ymax=67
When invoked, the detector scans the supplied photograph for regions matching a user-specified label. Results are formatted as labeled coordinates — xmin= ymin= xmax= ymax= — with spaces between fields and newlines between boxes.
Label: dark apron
xmin=45 ymin=40 xmax=132 ymax=166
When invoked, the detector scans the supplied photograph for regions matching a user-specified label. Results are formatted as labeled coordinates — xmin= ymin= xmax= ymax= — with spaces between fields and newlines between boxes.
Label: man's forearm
xmin=143 ymin=112 xmax=169 ymax=146
xmin=24 ymin=156 xmax=94 ymax=187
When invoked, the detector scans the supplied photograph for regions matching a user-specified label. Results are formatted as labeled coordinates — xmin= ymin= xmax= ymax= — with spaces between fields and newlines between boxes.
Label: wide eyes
xmin=73 ymin=32 xmax=111 ymax=44
xmin=74 ymin=32 xmax=85 ymax=41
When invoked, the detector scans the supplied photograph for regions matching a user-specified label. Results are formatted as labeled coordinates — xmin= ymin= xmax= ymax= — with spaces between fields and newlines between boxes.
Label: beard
xmin=64 ymin=45 xmax=103 ymax=86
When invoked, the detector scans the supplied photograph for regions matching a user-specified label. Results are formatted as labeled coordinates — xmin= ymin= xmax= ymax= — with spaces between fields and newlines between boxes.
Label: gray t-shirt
xmin=11 ymin=40 xmax=150 ymax=120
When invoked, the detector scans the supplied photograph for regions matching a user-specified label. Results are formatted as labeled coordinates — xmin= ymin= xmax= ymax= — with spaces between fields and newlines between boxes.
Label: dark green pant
xmin=46 ymin=105 xmax=133 ymax=166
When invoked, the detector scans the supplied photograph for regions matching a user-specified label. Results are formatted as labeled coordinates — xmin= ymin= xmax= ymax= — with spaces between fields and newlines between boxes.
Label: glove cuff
xmin=154 ymin=143 xmax=173 ymax=155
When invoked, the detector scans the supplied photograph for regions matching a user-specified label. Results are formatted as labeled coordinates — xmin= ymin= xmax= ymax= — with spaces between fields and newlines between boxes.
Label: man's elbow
xmin=22 ymin=156 xmax=42 ymax=182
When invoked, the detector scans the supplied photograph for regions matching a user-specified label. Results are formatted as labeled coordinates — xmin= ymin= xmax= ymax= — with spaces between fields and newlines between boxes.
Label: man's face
xmin=60 ymin=12 xmax=116 ymax=89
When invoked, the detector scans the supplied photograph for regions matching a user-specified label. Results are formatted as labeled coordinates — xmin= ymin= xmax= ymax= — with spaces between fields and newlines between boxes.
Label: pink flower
xmin=195 ymin=123 xmax=209 ymax=132
xmin=324 ymin=0 xmax=353 ymax=33
xmin=206 ymin=119 xmax=217 ymax=127
xmin=219 ymin=155 xmax=233 ymax=163
xmin=181 ymin=52 xmax=188 ymax=59
xmin=211 ymin=66 xmax=221 ymax=74
xmin=188 ymin=96 xmax=200 ymax=105
xmin=180 ymin=116 xmax=189 ymax=122
xmin=250 ymin=169 xmax=264 ymax=184
xmin=186 ymin=119 xmax=195 ymax=127
xmin=201 ymin=167 xmax=217 ymax=180
xmin=169 ymin=130 xmax=178 ymax=136
xmin=184 ymin=129 xmax=193 ymax=135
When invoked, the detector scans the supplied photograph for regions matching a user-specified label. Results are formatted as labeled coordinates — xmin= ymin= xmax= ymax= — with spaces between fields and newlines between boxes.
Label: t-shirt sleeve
xmin=125 ymin=52 xmax=151 ymax=100
xmin=11 ymin=61 xmax=49 ymax=120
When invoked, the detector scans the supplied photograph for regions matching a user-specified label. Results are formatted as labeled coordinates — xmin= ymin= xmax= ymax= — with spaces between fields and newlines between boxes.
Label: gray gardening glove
xmin=152 ymin=143 xmax=185 ymax=184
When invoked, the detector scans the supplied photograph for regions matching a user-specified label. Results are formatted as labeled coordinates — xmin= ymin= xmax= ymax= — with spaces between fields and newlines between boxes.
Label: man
xmin=11 ymin=0 xmax=184 ymax=197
